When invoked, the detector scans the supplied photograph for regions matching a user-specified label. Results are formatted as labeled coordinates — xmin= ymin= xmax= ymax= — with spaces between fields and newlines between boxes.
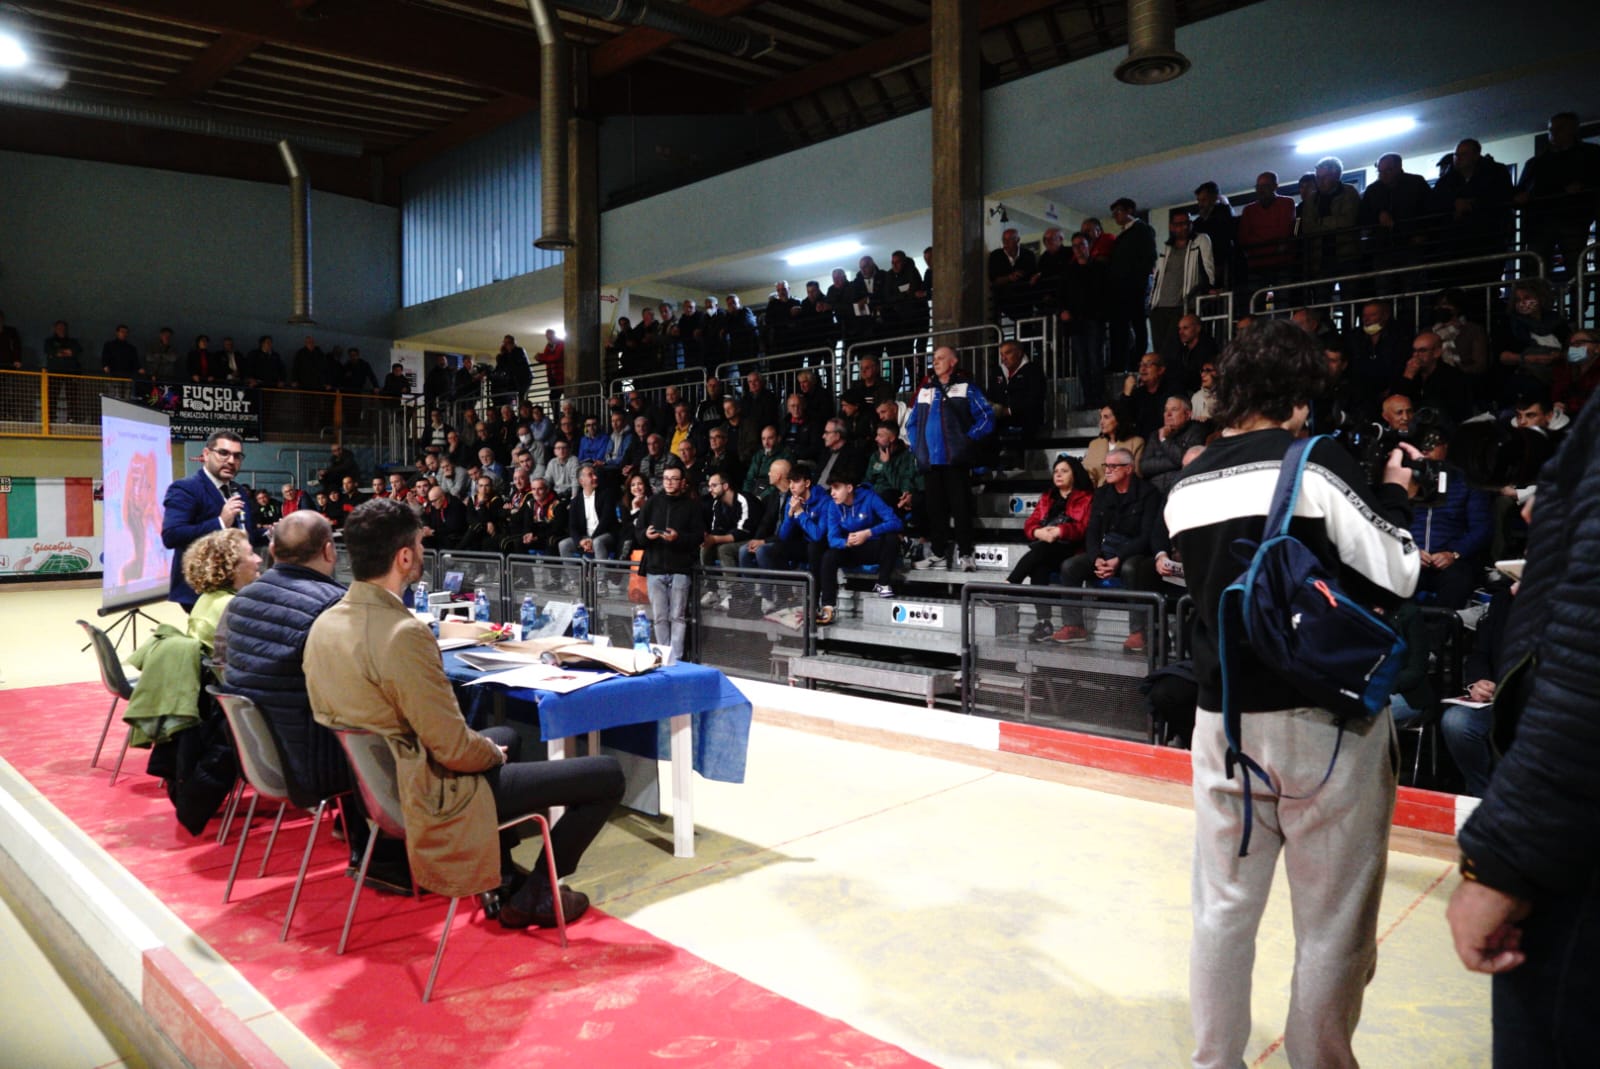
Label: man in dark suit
xmin=1108 ymin=196 xmax=1159 ymax=375
xmin=161 ymin=430 xmax=256 ymax=610
xmin=558 ymin=463 xmax=620 ymax=560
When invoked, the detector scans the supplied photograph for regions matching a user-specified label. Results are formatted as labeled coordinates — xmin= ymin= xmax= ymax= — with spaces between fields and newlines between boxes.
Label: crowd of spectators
xmin=0 ymin=318 xmax=396 ymax=396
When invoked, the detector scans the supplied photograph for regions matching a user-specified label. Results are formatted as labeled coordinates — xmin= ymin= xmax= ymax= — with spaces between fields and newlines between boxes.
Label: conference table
xmin=443 ymin=651 xmax=752 ymax=858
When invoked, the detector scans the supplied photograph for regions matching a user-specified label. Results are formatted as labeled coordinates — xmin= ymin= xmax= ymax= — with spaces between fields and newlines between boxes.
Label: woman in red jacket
xmin=1007 ymin=454 xmax=1094 ymax=642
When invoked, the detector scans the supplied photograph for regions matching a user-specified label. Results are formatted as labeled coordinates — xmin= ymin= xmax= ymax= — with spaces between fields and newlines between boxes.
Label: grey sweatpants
xmin=1189 ymin=706 xmax=1398 ymax=1069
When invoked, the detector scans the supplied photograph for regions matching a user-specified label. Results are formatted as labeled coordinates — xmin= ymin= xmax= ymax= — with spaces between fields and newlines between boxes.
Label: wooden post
xmin=929 ymin=0 xmax=984 ymax=336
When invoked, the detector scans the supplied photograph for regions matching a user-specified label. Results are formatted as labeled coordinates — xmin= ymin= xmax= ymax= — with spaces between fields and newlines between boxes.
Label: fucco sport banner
xmin=0 ymin=476 xmax=103 ymax=577
xmin=137 ymin=381 xmax=263 ymax=442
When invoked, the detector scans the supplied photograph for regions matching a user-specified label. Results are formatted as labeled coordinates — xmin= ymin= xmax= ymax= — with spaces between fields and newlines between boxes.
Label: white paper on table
xmin=436 ymin=637 xmax=478 ymax=651
xmin=465 ymin=662 xmax=616 ymax=693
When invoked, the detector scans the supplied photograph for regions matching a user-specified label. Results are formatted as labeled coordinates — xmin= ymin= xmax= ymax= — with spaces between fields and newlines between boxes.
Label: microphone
xmin=222 ymin=482 xmax=245 ymax=527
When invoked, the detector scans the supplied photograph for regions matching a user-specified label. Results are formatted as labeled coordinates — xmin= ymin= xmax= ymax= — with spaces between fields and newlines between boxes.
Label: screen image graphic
xmin=101 ymin=397 xmax=174 ymax=611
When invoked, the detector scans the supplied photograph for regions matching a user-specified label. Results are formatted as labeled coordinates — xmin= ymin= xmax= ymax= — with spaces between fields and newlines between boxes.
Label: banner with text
xmin=138 ymin=381 xmax=263 ymax=441
xmin=0 ymin=476 xmax=103 ymax=577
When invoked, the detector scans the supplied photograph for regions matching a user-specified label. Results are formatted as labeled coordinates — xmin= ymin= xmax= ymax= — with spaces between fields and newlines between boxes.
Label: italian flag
xmin=0 ymin=477 xmax=97 ymax=539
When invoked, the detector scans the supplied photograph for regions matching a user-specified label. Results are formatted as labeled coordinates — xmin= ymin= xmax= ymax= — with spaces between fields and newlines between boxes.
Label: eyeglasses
xmin=210 ymin=448 xmax=245 ymax=460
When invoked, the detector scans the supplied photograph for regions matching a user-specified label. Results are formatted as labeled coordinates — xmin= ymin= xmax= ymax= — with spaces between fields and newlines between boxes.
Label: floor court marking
xmin=1248 ymin=861 xmax=1457 ymax=1067
xmin=599 ymin=768 xmax=999 ymax=908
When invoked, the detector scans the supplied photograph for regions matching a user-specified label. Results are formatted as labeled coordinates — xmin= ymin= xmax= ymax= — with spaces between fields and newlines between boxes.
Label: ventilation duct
xmin=1114 ymin=0 xmax=1190 ymax=86
xmin=0 ymin=87 xmax=364 ymax=157
xmin=276 ymin=140 xmax=315 ymax=326
xmin=558 ymin=0 xmax=775 ymax=59
xmin=526 ymin=0 xmax=573 ymax=250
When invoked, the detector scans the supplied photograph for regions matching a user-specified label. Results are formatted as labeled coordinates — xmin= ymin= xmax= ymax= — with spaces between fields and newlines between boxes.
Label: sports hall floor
xmin=0 ymin=582 xmax=1490 ymax=1068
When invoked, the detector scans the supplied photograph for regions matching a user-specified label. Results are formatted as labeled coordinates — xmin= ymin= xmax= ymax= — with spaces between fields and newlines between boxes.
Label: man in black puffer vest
xmin=218 ymin=510 xmax=410 ymax=889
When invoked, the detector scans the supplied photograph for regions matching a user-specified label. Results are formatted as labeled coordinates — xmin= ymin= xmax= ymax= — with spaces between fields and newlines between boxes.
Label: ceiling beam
xmin=32 ymin=0 xmax=540 ymax=98
xmin=744 ymin=0 xmax=1065 ymax=113
xmin=589 ymin=0 xmax=762 ymax=80
xmin=156 ymin=31 xmax=262 ymax=100
xmin=383 ymin=95 xmax=536 ymax=175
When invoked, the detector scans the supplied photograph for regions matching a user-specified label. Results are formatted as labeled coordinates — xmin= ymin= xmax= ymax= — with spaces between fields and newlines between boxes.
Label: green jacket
xmin=125 ymin=624 xmax=203 ymax=746
xmin=866 ymin=443 xmax=922 ymax=498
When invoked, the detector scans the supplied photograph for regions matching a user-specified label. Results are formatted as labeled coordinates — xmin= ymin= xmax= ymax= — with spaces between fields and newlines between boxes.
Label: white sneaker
xmin=718 ymin=594 xmax=732 ymax=611
xmin=760 ymin=597 xmax=777 ymax=614
xmin=915 ymin=552 xmax=947 ymax=571
xmin=699 ymin=591 xmax=719 ymax=607
xmin=959 ymin=555 xmax=977 ymax=572
xmin=872 ymin=583 xmax=895 ymax=598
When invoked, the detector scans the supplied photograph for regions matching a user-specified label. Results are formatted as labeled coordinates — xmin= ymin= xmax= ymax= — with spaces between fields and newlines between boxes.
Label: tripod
xmin=93 ymin=605 xmax=167 ymax=655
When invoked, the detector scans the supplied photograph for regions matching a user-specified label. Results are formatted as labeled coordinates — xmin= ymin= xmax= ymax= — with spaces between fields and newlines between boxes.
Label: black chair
xmin=77 ymin=619 xmax=138 ymax=785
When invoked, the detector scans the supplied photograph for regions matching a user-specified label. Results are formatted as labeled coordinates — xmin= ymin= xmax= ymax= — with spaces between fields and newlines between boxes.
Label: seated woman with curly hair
xmin=181 ymin=527 xmax=261 ymax=651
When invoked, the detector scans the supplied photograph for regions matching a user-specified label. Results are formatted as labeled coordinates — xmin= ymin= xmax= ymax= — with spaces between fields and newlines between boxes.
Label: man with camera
xmin=1164 ymin=320 xmax=1421 ymax=1069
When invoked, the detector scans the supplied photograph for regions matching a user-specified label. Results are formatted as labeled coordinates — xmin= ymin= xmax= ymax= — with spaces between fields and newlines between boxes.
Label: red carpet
xmin=0 ymin=683 xmax=932 ymax=1068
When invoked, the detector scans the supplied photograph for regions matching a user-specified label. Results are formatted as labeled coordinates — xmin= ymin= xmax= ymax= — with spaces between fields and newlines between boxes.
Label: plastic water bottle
xmin=519 ymin=594 xmax=538 ymax=636
xmin=571 ymin=602 xmax=590 ymax=642
xmin=632 ymin=606 xmax=652 ymax=653
xmin=474 ymin=588 xmax=491 ymax=622
xmin=412 ymin=579 xmax=428 ymax=613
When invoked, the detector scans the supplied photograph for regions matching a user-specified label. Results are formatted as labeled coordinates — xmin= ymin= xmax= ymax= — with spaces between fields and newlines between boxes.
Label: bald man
xmin=219 ymin=512 xmax=410 ymax=889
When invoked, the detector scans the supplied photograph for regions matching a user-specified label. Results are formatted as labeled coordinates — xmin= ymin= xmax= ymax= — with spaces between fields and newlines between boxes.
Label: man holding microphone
xmin=161 ymin=430 xmax=257 ymax=611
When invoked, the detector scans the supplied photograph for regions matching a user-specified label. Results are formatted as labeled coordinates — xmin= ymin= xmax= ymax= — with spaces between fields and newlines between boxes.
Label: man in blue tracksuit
xmin=905 ymin=346 xmax=995 ymax=571
xmin=815 ymin=470 xmax=903 ymax=625
xmin=754 ymin=460 xmax=828 ymax=610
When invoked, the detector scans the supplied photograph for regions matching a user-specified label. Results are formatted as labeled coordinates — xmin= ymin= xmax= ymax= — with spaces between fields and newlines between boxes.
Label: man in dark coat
xmin=1449 ymin=397 xmax=1600 ymax=1067
xmin=161 ymin=430 xmax=256 ymax=610
xmin=1107 ymin=196 xmax=1158 ymax=375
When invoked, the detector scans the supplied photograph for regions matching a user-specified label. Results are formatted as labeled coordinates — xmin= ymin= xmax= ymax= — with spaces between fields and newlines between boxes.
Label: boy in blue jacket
xmin=754 ymin=460 xmax=828 ymax=611
xmin=816 ymin=468 xmax=903 ymax=625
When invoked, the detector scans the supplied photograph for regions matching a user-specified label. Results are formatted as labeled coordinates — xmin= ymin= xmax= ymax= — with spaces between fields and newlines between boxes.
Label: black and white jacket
xmin=1164 ymin=429 xmax=1418 ymax=713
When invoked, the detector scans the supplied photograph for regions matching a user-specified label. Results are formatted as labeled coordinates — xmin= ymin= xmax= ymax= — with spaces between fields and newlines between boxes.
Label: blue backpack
xmin=1217 ymin=435 xmax=1407 ymax=855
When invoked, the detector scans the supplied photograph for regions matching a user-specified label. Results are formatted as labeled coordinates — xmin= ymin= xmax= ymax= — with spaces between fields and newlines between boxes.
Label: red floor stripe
xmin=1 ymin=683 xmax=934 ymax=1069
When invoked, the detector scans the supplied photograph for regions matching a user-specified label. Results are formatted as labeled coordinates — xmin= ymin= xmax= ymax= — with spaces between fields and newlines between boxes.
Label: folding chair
xmin=77 ymin=620 xmax=139 ymax=785
xmin=334 ymin=728 xmax=566 ymax=1003
xmin=210 ymin=688 xmax=346 ymax=941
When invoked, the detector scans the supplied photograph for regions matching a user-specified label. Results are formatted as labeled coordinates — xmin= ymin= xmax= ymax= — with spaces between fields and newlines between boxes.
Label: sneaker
xmin=760 ymin=597 xmax=777 ymax=614
xmin=1051 ymin=624 xmax=1089 ymax=644
xmin=1027 ymin=621 xmax=1054 ymax=643
xmin=914 ymin=551 xmax=947 ymax=571
xmin=717 ymin=594 xmax=732 ymax=611
xmin=872 ymin=583 xmax=895 ymax=598
xmin=699 ymin=591 xmax=719 ymax=608
xmin=815 ymin=606 xmax=836 ymax=626
xmin=1122 ymin=630 xmax=1147 ymax=654
xmin=959 ymin=555 xmax=977 ymax=572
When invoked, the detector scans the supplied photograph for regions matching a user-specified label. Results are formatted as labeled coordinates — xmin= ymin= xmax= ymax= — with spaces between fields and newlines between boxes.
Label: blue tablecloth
xmin=442 ymin=653 xmax=751 ymax=784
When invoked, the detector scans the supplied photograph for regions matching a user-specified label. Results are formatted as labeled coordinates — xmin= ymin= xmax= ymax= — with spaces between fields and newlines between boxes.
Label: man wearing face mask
xmin=1552 ymin=330 xmax=1599 ymax=416
xmin=1344 ymin=300 xmax=1412 ymax=394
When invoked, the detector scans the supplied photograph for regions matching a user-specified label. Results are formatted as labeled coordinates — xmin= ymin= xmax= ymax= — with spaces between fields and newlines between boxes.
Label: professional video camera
xmin=1325 ymin=408 xmax=1449 ymax=500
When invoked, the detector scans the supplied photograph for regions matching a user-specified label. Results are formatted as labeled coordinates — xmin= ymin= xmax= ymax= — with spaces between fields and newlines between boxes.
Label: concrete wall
xmin=0 ymin=150 xmax=399 ymax=365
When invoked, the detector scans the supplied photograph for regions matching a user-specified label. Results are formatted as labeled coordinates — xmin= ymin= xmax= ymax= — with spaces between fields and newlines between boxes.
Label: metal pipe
xmin=276 ymin=140 xmax=315 ymax=326
xmin=0 ymin=87 xmax=364 ymax=157
xmin=1114 ymin=0 xmax=1190 ymax=86
xmin=560 ymin=0 xmax=774 ymax=58
xmin=527 ymin=0 xmax=574 ymax=250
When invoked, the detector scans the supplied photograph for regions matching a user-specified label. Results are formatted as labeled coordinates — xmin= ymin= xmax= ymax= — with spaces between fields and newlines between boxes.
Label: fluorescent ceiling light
xmin=1296 ymin=116 xmax=1416 ymax=156
xmin=0 ymin=32 xmax=28 ymax=69
xmin=783 ymin=239 xmax=862 ymax=268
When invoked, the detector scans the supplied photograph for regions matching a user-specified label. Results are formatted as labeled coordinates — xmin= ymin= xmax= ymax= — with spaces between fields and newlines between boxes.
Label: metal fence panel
xmin=433 ymin=549 xmax=507 ymax=619
xmin=506 ymin=555 xmax=588 ymax=621
xmin=0 ymin=369 xmax=44 ymax=435
xmin=691 ymin=565 xmax=815 ymax=682
xmin=960 ymin=583 xmax=1168 ymax=742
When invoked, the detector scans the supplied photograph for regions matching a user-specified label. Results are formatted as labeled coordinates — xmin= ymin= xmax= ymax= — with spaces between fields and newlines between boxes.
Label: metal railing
xmin=1193 ymin=291 xmax=1235 ymax=342
xmin=1572 ymin=241 xmax=1599 ymax=329
xmin=959 ymin=583 xmax=1168 ymax=740
xmin=0 ymin=370 xmax=407 ymax=446
xmin=712 ymin=346 xmax=838 ymax=412
xmin=1249 ymin=251 xmax=1546 ymax=330
xmin=844 ymin=323 xmax=1002 ymax=401
xmin=606 ymin=366 xmax=713 ymax=425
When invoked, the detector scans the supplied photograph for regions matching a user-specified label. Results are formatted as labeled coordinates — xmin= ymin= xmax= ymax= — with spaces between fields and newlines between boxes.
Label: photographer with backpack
xmin=1164 ymin=320 xmax=1422 ymax=1069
